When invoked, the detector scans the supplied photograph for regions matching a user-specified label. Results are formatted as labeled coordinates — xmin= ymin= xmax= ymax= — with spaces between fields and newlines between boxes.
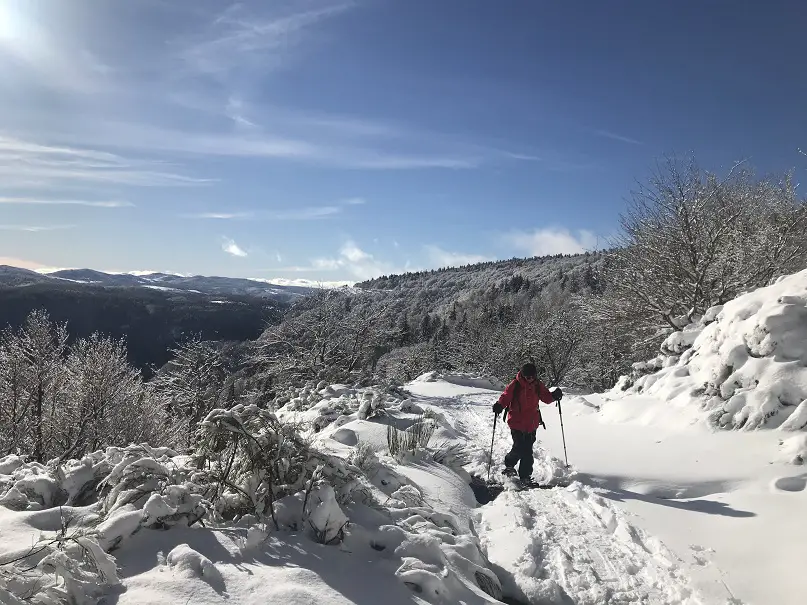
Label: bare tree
xmin=0 ymin=326 xmax=30 ymax=455
xmin=527 ymin=305 xmax=586 ymax=387
xmin=255 ymin=289 xmax=396 ymax=385
xmin=605 ymin=156 xmax=807 ymax=334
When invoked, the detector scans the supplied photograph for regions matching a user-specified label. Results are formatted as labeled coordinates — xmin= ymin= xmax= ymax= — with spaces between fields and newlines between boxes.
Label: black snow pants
xmin=504 ymin=429 xmax=536 ymax=481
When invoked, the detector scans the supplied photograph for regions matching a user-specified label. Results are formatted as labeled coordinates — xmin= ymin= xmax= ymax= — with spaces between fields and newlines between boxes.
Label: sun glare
xmin=0 ymin=5 xmax=19 ymax=42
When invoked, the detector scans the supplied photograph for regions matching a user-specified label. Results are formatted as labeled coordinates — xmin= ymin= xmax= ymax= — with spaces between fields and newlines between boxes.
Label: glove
xmin=492 ymin=403 xmax=504 ymax=416
xmin=551 ymin=387 xmax=563 ymax=402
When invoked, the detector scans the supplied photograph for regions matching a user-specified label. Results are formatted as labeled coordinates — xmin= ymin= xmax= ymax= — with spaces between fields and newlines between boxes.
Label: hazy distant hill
xmin=45 ymin=268 xmax=314 ymax=301
xmin=0 ymin=266 xmax=299 ymax=374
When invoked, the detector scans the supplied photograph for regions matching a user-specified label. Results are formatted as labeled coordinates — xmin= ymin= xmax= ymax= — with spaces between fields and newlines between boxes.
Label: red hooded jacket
xmin=498 ymin=371 xmax=556 ymax=432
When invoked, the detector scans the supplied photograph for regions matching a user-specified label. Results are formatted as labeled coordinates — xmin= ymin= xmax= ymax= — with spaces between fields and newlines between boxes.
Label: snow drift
xmin=617 ymin=268 xmax=807 ymax=432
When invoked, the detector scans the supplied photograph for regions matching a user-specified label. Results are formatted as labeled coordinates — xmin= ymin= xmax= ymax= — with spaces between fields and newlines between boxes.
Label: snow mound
xmin=618 ymin=268 xmax=807 ymax=432
xmin=414 ymin=371 xmax=505 ymax=391
xmin=166 ymin=543 xmax=224 ymax=589
xmin=780 ymin=434 xmax=807 ymax=465
xmin=307 ymin=484 xmax=349 ymax=544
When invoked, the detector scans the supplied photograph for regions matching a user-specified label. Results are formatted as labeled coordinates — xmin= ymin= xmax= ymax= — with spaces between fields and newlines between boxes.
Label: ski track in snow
xmin=414 ymin=388 xmax=706 ymax=605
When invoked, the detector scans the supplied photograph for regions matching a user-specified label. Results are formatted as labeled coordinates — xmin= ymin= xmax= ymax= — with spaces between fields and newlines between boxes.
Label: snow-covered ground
xmin=1 ymin=370 xmax=804 ymax=604
xmin=539 ymin=393 xmax=807 ymax=605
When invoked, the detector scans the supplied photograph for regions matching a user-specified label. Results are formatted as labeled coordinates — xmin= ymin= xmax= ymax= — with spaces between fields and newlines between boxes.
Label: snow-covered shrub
xmin=192 ymin=403 xmax=313 ymax=527
xmin=305 ymin=483 xmax=349 ymax=544
xmin=387 ymin=416 xmax=436 ymax=460
xmin=431 ymin=442 xmax=470 ymax=470
xmin=0 ymin=508 xmax=118 ymax=605
xmin=348 ymin=440 xmax=381 ymax=477
xmin=94 ymin=445 xmax=206 ymax=550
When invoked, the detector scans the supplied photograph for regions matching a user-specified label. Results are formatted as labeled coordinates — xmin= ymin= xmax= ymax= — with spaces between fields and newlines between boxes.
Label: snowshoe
xmin=504 ymin=475 xmax=567 ymax=491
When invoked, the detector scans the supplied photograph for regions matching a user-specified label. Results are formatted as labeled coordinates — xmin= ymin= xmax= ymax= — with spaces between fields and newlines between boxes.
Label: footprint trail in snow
xmin=415 ymin=386 xmax=707 ymax=605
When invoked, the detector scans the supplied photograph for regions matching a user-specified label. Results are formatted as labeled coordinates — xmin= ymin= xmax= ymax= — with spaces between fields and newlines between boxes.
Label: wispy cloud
xmin=424 ymin=245 xmax=491 ymax=268
xmin=49 ymin=120 xmax=483 ymax=170
xmin=0 ymin=197 xmax=133 ymax=207
xmin=593 ymin=129 xmax=644 ymax=146
xmin=506 ymin=228 xmax=600 ymax=256
xmin=272 ymin=206 xmax=342 ymax=220
xmin=185 ymin=198 xmax=365 ymax=220
xmin=0 ymin=224 xmax=76 ymax=232
xmin=186 ymin=212 xmax=255 ymax=220
xmin=0 ymin=135 xmax=210 ymax=188
xmin=221 ymin=237 xmax=248 ymax=257
xmin=179 ymin=2 xmax=354 ymax=79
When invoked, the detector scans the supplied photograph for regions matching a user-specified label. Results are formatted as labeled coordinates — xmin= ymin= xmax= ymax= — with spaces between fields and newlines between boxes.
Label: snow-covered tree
xmin=0 ymin=311 xmax=68 ymax=461
xmin=54 ymin=334 xmax=168 ymax=460
xmin=152 ymin=337 xmax=227 ymax=449
xmin=608 ymin=157 xmax=807 ymax=331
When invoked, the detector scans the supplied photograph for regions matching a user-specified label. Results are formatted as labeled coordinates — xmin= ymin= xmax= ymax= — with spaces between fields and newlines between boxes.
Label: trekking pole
xmin=486 ymin=412 xmax=498 ymax=482
xmin=557 ymin=400 xmax=569 ymax=467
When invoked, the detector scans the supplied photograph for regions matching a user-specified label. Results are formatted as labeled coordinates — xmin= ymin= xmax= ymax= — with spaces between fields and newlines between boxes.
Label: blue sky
xmin=1 ymin=0 xmax=806 ymax=283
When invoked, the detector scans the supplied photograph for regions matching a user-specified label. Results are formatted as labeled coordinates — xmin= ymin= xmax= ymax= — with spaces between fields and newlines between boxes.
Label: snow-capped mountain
xmin=0 ymin=266 xmax=316 ymax=302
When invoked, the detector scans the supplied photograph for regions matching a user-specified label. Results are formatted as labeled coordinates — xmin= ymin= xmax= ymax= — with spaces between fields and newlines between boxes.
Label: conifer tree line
xmin=1 ymin=157 xmax=805 ymax=461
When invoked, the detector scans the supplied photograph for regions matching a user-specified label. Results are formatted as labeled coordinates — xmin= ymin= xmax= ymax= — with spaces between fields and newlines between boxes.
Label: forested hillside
xmin=245 ymin=158 xmax=807 ymax=396
xmin=249 ymin=252 xmax=612 ymax=393
xmin=0 ymin=282 xmax=282 ymax=374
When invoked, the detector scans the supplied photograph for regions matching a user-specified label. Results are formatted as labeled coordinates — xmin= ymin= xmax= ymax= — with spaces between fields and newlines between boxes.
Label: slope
xmin=616 ymin=267 xmax=807 ymax=433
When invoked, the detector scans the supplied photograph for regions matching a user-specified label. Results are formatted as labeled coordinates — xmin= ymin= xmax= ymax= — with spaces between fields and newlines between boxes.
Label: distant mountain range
xmin=0 ymin=266 xmax=315 ymax=302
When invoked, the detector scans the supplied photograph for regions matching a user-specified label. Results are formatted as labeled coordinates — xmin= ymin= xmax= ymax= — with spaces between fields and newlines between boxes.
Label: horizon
xmin=2 ymin=1 xmax=806 ymax=281
xmin=1 ymin=247 xmax=598 ymax=288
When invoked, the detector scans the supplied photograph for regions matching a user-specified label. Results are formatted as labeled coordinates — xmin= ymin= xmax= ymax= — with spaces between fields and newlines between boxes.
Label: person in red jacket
xmin=492 ymin=362 xmax=562 ymax=483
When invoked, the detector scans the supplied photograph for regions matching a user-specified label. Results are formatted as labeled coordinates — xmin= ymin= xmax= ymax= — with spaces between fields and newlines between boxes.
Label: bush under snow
xmin=617 ymin=269 xmax=807 ymax=431
xmin=0 ymin=379 xmax=516 ymax=605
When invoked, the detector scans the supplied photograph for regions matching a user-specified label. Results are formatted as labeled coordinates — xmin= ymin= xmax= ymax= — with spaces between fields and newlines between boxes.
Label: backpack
xmin=503 ymin=380 xmax=521 ymax=422
xmin=504 ymin=379 xmax=547 ymax=429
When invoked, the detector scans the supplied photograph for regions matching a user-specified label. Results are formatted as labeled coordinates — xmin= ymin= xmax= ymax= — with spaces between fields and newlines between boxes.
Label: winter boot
xmin=503 ymin=467 xmax=516 ymax=477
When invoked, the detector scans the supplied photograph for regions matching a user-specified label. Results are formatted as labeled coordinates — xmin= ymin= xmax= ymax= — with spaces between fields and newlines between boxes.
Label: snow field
xmin=2 ymin=353 xmax=803 ymax=605
xmin=541 ymin=392 xmax=807 ymax=605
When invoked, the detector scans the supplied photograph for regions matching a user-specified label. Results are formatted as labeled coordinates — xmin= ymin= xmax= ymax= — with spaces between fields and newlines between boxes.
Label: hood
xmin=516 ymin=371 xmax=537 ymax=387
